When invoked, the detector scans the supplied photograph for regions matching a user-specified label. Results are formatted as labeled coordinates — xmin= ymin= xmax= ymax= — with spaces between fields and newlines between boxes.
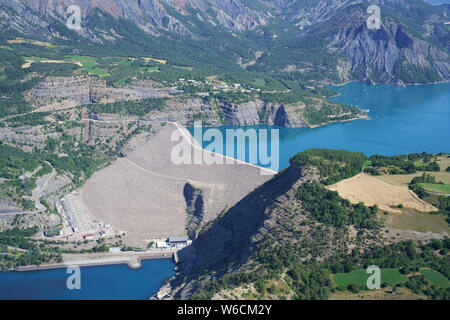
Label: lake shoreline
xmin=307 ymin=113 xmax=371 ymax=129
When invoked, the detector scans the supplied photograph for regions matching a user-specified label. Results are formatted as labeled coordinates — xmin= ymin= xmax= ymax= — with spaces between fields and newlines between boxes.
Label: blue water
xmin=0 ymin=259 xmax=175 ymax=300
xmin=189 ymin=82 xmax=450 ymax=171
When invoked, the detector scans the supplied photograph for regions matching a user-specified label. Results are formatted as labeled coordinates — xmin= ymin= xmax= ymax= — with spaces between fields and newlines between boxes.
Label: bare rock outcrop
xmin=218 ymin=99 xmax=308 ymax=128
xmin=326 ymin=7 xmax=450 ymax=84
xmin=1 ymin=0 xmax=268 ymax=40
xmin=31 ymin=77 xmax=94 ymax=105
xmin=31 ymin=77 xmax=169 ymax=105
xmin=0 ymin=198 xmax=21 ymax=214
xmin=183 ymin=182 xmax=205 ymax=240
xmin=219 ymin=100 xmax=261 ymax=126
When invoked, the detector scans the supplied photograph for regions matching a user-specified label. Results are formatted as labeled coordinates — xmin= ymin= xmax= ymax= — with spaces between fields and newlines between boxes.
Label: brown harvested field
xmin=437 ymin=155 xmax=450 ymax=171
xmin=327 ymin=174 xmax=437 ymax=213
xmin=7 ymin=38 xmax=55 ymax=47
xmin=375 ymin=172 xmax=450 ymax=186
xmin=22 ymin=59 xmax=83 ymax=69
xmin=80 ymin=123 xmax=274 ymax=246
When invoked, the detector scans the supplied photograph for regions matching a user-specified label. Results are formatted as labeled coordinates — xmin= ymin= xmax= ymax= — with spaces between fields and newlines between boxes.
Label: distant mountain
xmin=0 ymin=0 xmax=268 ymax=40
xmin=1 ymin=0 xmax=449 ymax=85
xmin=438 ymin=3 xmax=450 ymax=14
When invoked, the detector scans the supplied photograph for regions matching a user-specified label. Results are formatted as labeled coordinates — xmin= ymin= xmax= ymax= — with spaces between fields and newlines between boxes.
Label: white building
xmin=156 ymin=241 xmax=170 ymax=249
xmin=168 ymin=237 xmax=192 ymax=248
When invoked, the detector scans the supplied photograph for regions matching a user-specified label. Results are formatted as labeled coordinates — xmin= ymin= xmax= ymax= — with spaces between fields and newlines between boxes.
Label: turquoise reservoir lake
xmin=190 ymin=82 xmax=450 ymax=170
xmin=0 ymin=259 xmax=175 ymax=300
xmin=0 ymin=82 xmax=448 ymax=299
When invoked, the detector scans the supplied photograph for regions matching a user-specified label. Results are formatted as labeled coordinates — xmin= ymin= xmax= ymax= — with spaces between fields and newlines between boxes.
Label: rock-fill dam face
xmin=80 ymin=123 xmax=274 ymax=246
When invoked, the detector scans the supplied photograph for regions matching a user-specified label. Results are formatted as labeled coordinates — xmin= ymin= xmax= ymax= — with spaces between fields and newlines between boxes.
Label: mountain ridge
xmin=155 ymin=149 xmax=450 ymax=300
xmin=1 ymin=0 xmax=449 ymax=85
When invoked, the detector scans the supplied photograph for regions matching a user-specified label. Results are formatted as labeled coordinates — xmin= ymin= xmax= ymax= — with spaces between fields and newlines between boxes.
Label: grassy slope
xmin=420 ymin=183 xmax=450 ymax=194
xmin=420 ymin=268 xmax=450 ymax=288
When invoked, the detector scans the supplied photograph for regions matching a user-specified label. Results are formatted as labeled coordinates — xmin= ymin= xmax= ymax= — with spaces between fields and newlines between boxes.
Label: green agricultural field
xmin=0 ymin=45 xmax=13 ymax=51
xmin=173 ymin=65 xmax=193 ymax=71
xmin=333 ymin=269 xmax=407 ymax=289
xmin=252 ymin=78 xmax=266 ymax=88
xmin=68 ymin=55 xmax=95 ymax=68
xmin=67 ymin=55 xmax=109 ymax=77
xmin=65 ymin=55 xmax=162 ymax=78
xmin=117 ymin=59 xmax=133 ymax=66
xmin=420 ymin=268 xmax=450 ymax=288
xmin=141 ymin=66 xmax=159 ymax=73
xmin=419 ymin=183 xmax=450 ymax=194
xmin=89 ymin=67 xmax=109 ymax=77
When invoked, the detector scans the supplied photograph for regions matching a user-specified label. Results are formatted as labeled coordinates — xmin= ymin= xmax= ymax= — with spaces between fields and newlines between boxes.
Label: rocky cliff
xmin=218 ymin=99 xmax=307 ymax=127
xmin=0 ymin=0 xmax=267 ymax=41
xmin=31 ymin=76 xmax=169 ymax=105
xmin=218 ymin=98 xmax=361 ymax=128
xmin=219 ymin=100 xmax=261 ymax=126
xmin=31 ymin=77 xmax=93 ymax=105
xmin=183 ymin=182 xmax=205 ymax=240
xmin=325 ymin=7 xmax=450 ymax=84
